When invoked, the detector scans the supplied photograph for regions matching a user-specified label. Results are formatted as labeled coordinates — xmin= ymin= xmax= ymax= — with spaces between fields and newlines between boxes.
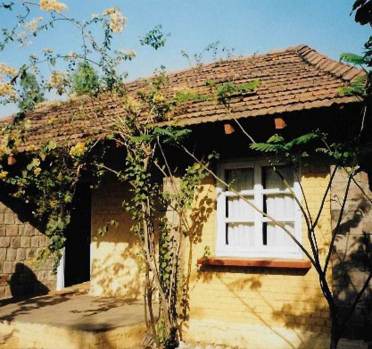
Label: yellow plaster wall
xmin=90 ymin=181 xmax=144 ymax=299
xmin=89 ymin=164 xmax=333 ymax=348
xmin=182 ymin=164 xmax=332 ymax=349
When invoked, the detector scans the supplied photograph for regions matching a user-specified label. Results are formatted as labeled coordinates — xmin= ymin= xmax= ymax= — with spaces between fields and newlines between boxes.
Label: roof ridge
xmin=124 ymin=45 xmax=303 ymax=86
xmin=295 ymin=45 xmax=364 ymax=81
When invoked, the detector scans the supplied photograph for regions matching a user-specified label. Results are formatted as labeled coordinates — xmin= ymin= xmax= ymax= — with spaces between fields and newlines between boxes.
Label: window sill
xmin=197 ymin=257 xmax=311 ymax=270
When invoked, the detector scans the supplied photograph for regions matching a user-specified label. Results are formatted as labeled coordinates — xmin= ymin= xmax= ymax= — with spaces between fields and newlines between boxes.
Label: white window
xmin=216 ymin=160 xmax=302 ymax=259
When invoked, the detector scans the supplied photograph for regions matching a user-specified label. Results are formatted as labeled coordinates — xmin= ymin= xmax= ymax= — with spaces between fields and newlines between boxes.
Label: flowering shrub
xmin=69 ymin=142 xmax=86 ymax=158
xmin=39 ymin=0 xmax=67 ymax=13
xmin=48 ymin=71 xmax=68 ymax=95
xmin=0 ymin=63 xmax=17 ymax=77
xmin=0 ymin=83 xmax=16 ymax=98
xmin=104 ymin=8 xmax=126 ymax=33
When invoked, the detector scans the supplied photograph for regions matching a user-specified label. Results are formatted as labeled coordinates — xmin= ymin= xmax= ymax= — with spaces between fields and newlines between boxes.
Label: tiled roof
xmin=5 ymin=45 xmax=364 ymax=149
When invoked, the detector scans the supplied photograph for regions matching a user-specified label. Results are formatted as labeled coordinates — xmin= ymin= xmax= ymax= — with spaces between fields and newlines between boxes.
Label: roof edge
xmin=295 ymin=45 xmax=364 ymax=82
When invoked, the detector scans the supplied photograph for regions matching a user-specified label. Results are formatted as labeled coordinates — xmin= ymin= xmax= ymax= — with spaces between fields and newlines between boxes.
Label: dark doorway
xmin=64 ymin=184 xmax=91 ymax=287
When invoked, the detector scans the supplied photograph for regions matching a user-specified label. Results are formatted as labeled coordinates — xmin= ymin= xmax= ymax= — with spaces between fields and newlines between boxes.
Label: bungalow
xmin=0 ymin=45 xmax=370 ymax=348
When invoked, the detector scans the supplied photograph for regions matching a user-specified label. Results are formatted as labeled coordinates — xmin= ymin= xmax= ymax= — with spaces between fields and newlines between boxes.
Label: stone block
xmin=10 ymin=237 xmax=21 ymax=248
xmin=0 ymin=202 xmax=7 ymax=212
xmin=24 ymin=223 xmax=34 ymax=236
xmin=2 ymin=261 xmax=14 ymax=274
xmin=26 ymin=248 xmax=35 ymax=259
xmin=0 ymin=274 xmax=10 ymax=285
xmin=4 ymin=212 xmax=15 ymax=224
xmin=39 ymin=236 xmax=49 ymax=247
xmin=16 ymin=248 xmax=26 ymax=261
xmin=0 ymin=237 xmax=10 ymax=248
xmin=0 ymin=248 xmax=6 ymax=261
xmin=31 ymin=236 xmax=39 ymax=248
xmin=6 ymin=248 xmax=16 ymax=261
xmin=20 ymin=237 xmax=31 ymax=248
xmin=5 ymin=224 xmax=18 ymax=236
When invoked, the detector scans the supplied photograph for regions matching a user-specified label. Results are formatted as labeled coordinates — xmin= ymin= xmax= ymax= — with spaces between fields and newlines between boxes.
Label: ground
xmin=0 ymin=283 xmax=146 ymax=349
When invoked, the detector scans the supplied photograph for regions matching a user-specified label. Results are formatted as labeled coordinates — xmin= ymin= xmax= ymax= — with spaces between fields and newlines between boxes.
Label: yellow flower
xmin=0 ymin=63 xmax=17 ymax=77
xmin=24 ymin=17 xmax=43 ymax=33
xmin=69 ymin=142 xmax=86 ymax=158
xmin=153 ymin=93 xmax=165 ymax=103
xmin=48 ymin=71 xmax=67 ymax=93
xmin=104 ymin=8 xmax=126 ymax=33
xmin=33 ymin=167 xmax=42 ymax=177
xmin=49 ymin=199 xmax=58 ymax=209
xmin=39 ymin=0 xmax=67 ymax=13
xmin=31 ymin=158 xmax=41 ymax=167
xmin=0 ymin=83 xmax=16 ymax=98
xmin=125 ymin=96 xmax=141 ymax=113
xmin=24 ymin=119 xmax=32 ymax=130
xmin=0 ymin=171 xmax=8 ymax=180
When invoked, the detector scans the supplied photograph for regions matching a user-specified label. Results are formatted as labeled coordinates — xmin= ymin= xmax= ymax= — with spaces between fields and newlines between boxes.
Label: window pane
xmin=225 ymin=168 xmax=254 ymax=191
xmin=226 ymin=195 xmax=255 ymax=220
xmin=264 ymin=194 xmax=295 ymax=220
xmin=226 ymin=223 xmax=255 ymax=248
xmin=266 ymin=222 xmax=296 ymax=248
xmin=262 ymin=166 xmax=294 ymax=190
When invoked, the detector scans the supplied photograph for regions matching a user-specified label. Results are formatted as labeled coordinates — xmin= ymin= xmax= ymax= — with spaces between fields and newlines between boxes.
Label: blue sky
xmin=0 ymin=0 xmax=370 ymax=117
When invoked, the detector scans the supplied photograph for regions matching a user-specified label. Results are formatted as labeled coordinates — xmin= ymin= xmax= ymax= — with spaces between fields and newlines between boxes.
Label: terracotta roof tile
xmin=3 ymin=44 xmax=363 ymax=149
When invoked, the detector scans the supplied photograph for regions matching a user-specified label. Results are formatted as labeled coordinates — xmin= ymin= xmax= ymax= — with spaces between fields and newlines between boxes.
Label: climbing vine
xmin=0 ymin=2 xmax=370 ymax=349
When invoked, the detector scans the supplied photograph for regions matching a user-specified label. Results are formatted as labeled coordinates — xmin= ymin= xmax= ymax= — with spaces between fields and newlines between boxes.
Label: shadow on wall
xmin=90 ymin=241 xmax=143 ymax=300
xmin=196 ymin=266 xmax=329 ymax=349
xmin=7 ymin=263 xmax=49 ymax=302
xmin=332 ymin=191 xmax=372 ymax=342
xmin=90 ymin=181 xmax=144 ymax=299
xmin=179 ymin=187 xmax=216 ymax=329
xmin=192 ymin=198 xmax=372 ymax=348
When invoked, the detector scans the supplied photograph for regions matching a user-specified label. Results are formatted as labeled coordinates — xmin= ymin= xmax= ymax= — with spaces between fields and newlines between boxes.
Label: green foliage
xmin=72 ymin=62 xmax=100 ymax=96
xmin=140 ymin=25 xmax=169 ymax=50
xmin=152 ymin=126 xmax=192 ymax=144
xmin=340 ymin=52 xmax=366 ymax=65
xmin=353 ymin=0 xmax=372 ymax=25
xmin=181 ymin=41 xmax=235 ymax=66
xmin=251 ymin=131 xmax=359 ymax=166
xmin=207 ymin=79 xmax=261 ymax=104
xmin=338 ymin=75 xmax=368 ymax=96
xmin=173 ymin=90 xmax=209 ymax=104
xmin=251 ymin=132 xmax=320 ymax=154
xmin=17 ymin=67 xmax=44 ymax=112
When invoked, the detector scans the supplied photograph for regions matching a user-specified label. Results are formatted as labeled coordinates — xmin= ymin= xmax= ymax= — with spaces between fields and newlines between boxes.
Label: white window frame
xmin=216 ymin=159 xmax=303 ymax=259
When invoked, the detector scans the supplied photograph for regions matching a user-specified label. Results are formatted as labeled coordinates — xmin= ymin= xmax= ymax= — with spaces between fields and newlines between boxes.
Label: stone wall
xmin=0 ymin=201 xmax=55 ymax=299
xmin=331 ymin=169 xmax=372 ymax=341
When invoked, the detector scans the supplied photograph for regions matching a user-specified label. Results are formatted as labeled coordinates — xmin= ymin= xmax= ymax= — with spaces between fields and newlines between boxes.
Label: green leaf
xmin=140 ymin=25 xmax=169 ymax=50
xmin=72 ymin=62 xmax=100 ymax=96
xmin=267 ymin=134 xmax=285 ymax=144
xmin=340 ymin=52 xmax=366 ymax=65
xmin=337 ymin=76 xmax=367 ymax=96
xmin=250 ymin=142 xmax=282 ymax=153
